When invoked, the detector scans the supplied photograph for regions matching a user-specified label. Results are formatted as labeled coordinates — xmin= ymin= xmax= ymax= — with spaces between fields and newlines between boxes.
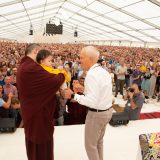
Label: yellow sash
xmin=40 ymin=64 xmax=69 ymax=82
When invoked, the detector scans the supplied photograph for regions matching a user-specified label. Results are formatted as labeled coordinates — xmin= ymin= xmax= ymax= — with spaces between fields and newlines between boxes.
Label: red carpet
xmin=140 ymin=112 xmax=160 ymax=120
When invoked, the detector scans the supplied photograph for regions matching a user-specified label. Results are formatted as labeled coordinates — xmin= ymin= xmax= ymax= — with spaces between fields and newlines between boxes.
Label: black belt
xmin=88 ymin=107 xmax=112 ymax=112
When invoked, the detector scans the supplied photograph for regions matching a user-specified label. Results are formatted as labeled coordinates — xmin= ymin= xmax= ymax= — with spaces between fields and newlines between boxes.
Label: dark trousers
xmin=115 ymin=79 xmax=125 ymax=96
xmin=25 ymin=137 xmax=53 ymax=160
xmin=125 ymin=78 xmax=130 ymax=88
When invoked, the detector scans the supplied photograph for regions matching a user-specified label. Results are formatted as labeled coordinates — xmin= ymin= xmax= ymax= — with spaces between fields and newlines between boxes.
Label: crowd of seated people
xmin=0 ymin=41 xmax=160 ymax=127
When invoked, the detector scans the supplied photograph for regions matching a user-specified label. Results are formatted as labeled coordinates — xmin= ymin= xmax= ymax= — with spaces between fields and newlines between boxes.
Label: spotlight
xmin=29 ymin=24 xmax=33 ymax=35
xmin=74 ymin=30 xmax=78 ymax=37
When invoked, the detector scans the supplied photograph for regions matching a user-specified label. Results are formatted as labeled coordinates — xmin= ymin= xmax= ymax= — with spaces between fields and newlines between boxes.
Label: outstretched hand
xmin=63 ymin=88 xmax=73 ymax=99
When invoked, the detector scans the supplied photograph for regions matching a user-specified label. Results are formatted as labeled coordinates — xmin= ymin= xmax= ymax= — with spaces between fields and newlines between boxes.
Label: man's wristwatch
xmin=71 ymin=93 xmax=75 ymax=99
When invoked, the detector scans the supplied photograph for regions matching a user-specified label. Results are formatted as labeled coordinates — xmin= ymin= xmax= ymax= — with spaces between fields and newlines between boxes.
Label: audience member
xmin=0 ymin=41 xmax=160 ymax=125
xmin=115 ymin=58 xmax=127 ymax=97
xmin=0 ymin=85 xmax=13 ymax=109
xmin=3 ymin=76 xmax=18 ymax=99
xmin=113 ymin=84 xmax=144 ymax=120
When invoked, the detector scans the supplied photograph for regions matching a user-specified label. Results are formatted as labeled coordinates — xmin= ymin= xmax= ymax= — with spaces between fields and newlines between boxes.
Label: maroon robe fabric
xmin=16 ymin=56 xmax=65 ymax=160
xmin=65 ymin=101 xmax=87 ymax=125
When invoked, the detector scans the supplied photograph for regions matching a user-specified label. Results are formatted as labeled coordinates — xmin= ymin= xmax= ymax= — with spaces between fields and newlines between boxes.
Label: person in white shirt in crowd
xmin=115 ymin=58 xmax=127 ymax=97
xmin=64 ymin=46 xmax=113 ymax=160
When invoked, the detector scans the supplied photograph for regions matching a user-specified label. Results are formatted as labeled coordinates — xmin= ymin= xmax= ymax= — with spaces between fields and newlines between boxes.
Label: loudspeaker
xmin=74 ymin=31 xmax=78 ymax=37
xmin=0 ymin=118 xmax=16 ymax=133
xmin=46 ymin=23 xmax=63 ymax=34
xmin=29 ymin=29 xmax=33 ymax=35
xmin=109 ymin=112 xmax=129 ymax=127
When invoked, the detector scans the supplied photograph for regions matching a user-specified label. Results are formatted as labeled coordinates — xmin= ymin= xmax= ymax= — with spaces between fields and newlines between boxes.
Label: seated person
xmin=0 ymin=84 xmax=13 ymax=118
xmin=3 ymin=76 xmax=18 ymax=100
xmin=112 ymin=83 xmax=144 ymax=120
xmin=10 ymin=97 xmax=23 ymax=128
xmin=11 ymin=97 xmax=20 ymax=109
xmin=0 ymin=92 xmax=13 ymax=109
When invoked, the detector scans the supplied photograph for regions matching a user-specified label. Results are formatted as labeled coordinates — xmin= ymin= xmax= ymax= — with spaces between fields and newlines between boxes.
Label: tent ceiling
xmin=0 ymin=0 xmax=160 ymax=43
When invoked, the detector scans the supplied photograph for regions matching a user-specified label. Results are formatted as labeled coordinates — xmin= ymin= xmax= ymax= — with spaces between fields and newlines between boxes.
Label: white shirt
xmin=74 ymin=64 xmax=112 ymax=110
xmin=115 ymin=65 xmax=127 ymax=80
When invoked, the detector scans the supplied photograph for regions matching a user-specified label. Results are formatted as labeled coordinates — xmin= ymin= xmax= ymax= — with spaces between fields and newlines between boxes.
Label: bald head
xmin=80 ymin=46 xmax=100 ymax=71
xmin=81 ymin=46 xmax=100 ymax=61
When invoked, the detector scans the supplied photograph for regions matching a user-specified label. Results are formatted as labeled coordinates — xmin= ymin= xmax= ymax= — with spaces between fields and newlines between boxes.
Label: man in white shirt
xmin=115 ymin=59 xmax=127 ymax=97
xmin=64 ymin=46 xmax=113 ymax=160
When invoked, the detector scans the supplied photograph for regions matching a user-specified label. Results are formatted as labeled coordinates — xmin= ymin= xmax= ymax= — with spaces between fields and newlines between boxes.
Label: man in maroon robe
xmin=16 ymin=44 xmax=65 ymax=160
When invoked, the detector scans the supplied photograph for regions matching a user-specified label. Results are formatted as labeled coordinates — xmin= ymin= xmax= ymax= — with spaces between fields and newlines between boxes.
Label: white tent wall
xmin=17 ymin=35 xmax=34 ymax=43
xmin=79 ymin=40 xmax=160 ymax=48
xmin=1 ymin=35 xmax=159 ymax=48
xmin=146 ymin=42 xmax=160 ymax=48
xmin=0 ymin=0 xmax=160 ymax=47
xmin=34 ymin=34 xmax=63 ymax=43
xmin=15 ymin=32 xmax=78 ymax=44
xmin=33 ymin=33 xmax=78 ymax=44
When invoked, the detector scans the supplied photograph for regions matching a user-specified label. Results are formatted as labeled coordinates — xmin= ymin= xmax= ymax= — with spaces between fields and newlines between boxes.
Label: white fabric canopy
xmin=0 ymin=0 xmax=160 ymax=45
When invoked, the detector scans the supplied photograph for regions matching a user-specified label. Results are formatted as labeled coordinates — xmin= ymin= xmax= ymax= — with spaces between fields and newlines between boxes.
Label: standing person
xmin=125 ymin=64 xmax=133 ymax=89
xmin=115 ymin=58 xmax=127 ymax=97
xmin=16 ymin=44 xmax=65 ymax=160
xmin=132 ymin=65 xmax=143 ymax=88
xmin=36 ymin=49 xmax=68 ymax=125
xmin=149 ymin=68 xmax=157 ymax=98
xmin=141 ymin=68 xmax=151 ymax=96
xmin=64 ymin=46 xmax=113 ymax=160
xmin=155 ymin=67 xmax=160 ymax=95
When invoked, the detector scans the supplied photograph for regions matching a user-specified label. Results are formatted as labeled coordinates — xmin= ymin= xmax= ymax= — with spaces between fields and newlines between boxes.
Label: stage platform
xmin=0 ymin=119 xmax=160 ymax=160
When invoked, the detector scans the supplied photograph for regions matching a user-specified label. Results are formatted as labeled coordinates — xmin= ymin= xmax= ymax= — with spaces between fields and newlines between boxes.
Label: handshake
xmin=62 ymin=80 xmax=84 ymax=99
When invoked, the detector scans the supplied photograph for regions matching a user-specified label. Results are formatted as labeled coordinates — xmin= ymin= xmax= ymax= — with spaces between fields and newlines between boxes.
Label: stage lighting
xmin=74 ymin=30 xmax=78 ymax=37
xmin=29 ymin=24 xmax=33 ymax=35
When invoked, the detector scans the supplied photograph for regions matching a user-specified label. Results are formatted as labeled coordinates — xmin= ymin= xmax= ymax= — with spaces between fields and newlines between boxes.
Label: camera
xmin=97 ymin=59 xmax=104 ymax=65
xmin=127 ymin=88 xmax=135 ymax=93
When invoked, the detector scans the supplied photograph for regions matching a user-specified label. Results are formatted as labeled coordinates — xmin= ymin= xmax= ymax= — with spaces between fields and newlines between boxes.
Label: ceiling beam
xmin=55 ymin=16 xmax=113 ymax=39
xmin=0 ymin=0 xmax=29 ymax=7
xmin=62 ymin=7 xmax=145 ymax=42
xmin=1 ymin=0 xmax=61 ymax=17
xmin=0 ymin=11 xmax=58 ymax=29
xmin=148 ymin=0 xmax=160 ymax=7
xmin=98 ymin=0 xmax=160 ymax=30
xmin=68 ymin=0 xmax=160 ymax=41
xmin=1 ymin=13 xmax=107 ymax=40
xmin=70 ymin=17 xmax=121 ymax=38
xmin=0 ymin=6 xmax=59 ymax=24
